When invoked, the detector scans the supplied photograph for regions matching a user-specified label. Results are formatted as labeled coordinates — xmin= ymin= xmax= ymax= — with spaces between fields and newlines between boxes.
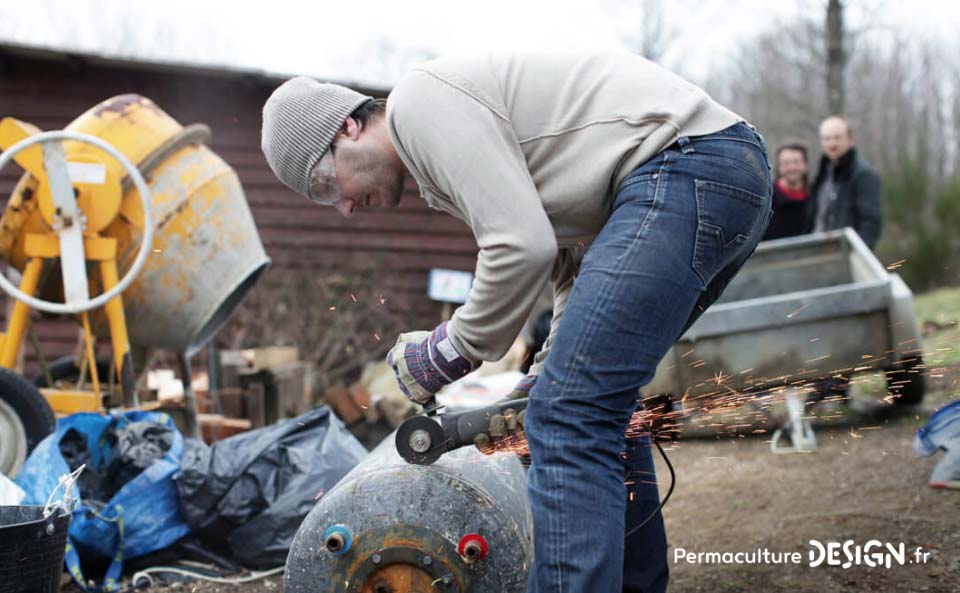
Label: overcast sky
xmin=0 ymin=0 xmax=957 ymax=89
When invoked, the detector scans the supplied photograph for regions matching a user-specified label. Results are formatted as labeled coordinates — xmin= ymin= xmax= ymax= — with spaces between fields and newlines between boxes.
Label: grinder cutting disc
xmin=396 ymin=415 xmax=447 ymax=465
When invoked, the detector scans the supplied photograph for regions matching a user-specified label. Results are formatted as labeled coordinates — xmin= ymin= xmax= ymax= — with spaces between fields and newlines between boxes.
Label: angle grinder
xmin=396 ymin=397 xmax=529 ymax=465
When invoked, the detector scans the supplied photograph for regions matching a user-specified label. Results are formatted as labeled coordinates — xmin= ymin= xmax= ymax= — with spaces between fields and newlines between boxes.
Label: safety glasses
xmin=307 ymin=148 xmax=340 ymax=205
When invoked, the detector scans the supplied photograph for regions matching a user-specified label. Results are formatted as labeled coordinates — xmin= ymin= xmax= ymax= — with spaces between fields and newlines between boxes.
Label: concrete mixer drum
xmin=0 ymin=94 xmax=270 ymax=356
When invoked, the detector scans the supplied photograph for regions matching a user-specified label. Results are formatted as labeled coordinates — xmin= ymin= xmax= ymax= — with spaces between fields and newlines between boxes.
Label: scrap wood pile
xmin=145 ymin=346 xmax=310 ymax=443
xmin=149 ymin=344 xmax=438 ymax=448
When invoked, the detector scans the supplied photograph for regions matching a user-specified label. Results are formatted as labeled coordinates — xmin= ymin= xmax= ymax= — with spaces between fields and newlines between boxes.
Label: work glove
xmin=503 ymin=373 xmax=537 ymax=401
xmin=474 ymin=374 xmax=536 ymax=455
xmin=386 ymin=322 xmax=477 ymax=404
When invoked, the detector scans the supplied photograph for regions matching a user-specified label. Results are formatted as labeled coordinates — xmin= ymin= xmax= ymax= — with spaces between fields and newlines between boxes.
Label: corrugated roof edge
xmin=0 ymin=39 xmax=391 ymax=98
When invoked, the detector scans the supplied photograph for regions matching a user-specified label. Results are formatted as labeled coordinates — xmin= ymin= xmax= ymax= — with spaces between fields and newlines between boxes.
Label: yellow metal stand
xmin=40 ymin=388 xmax=101 ymax=415
xmin=0 ymin=257 xmax=42 ymax=368
xmin=0 ymin=121 xmax=138 ymax=413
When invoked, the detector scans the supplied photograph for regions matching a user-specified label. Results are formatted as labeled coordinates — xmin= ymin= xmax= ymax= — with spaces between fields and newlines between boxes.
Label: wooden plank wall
xmin=0 ymin=46 xmax=478 ymax=376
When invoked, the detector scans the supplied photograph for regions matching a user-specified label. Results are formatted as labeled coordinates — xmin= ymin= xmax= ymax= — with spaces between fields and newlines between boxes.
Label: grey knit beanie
xmin=261 ymin=76 xmax=373 ymax=197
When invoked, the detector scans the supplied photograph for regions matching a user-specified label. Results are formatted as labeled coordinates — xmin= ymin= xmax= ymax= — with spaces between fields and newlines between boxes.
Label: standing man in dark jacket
xmin=808 ymin=116 xmax=882 ymax=249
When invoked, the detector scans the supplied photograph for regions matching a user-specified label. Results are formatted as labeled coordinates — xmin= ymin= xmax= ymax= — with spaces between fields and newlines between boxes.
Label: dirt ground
xmin=657 ymin=414 xmax=959 ymax=593
xmin=119 ymin=398 xmax=957 ymax=593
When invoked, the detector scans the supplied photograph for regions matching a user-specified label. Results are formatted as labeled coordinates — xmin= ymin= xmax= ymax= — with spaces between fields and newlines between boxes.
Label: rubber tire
xmin=0 ymin=367 xmax=55 ymax=474
xmin=887 ymin=355 xmax=926 ymax=406
xmin=33 ymin=354 xmax=112 ymax=389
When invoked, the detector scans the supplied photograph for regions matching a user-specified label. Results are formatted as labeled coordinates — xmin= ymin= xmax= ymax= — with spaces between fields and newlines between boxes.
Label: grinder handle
xmin=440 ymin=398 xmax=530 ymax=449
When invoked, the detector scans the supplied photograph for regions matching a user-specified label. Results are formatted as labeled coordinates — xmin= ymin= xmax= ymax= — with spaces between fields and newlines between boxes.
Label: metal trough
xmin=646 ymin=228 xmax=925 ymax=406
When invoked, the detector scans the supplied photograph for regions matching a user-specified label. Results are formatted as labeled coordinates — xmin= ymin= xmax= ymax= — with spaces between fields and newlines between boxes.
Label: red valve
xmin=457 ymin=533 xmax=489 ymax=562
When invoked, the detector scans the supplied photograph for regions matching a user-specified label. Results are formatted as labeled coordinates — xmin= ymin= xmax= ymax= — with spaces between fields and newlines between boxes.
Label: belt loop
xmin=677 ymin=136 xmax=694 ymax=154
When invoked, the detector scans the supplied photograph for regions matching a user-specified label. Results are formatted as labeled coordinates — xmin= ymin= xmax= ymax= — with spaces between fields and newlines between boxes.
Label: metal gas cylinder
xmin=285 ymin=435 xmax=532 ymax=593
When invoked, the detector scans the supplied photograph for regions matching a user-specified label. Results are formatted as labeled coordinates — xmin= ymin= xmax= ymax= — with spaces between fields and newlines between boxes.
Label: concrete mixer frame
xmin=0 ymin=119 xmax=155 ymax=413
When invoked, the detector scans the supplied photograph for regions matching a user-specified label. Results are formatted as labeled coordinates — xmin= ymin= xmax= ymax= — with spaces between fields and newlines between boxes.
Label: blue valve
xmin=322 ymin=525 xmax=353 ymax=555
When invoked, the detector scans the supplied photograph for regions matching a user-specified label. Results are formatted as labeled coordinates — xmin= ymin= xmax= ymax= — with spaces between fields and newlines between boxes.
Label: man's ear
xmin=341 ymin=116 xmax=362 ymax=140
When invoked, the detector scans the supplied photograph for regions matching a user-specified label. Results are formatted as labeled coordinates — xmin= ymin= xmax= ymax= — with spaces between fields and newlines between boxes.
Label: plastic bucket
xmin=0 ymin=505 xmax=71 ymax=593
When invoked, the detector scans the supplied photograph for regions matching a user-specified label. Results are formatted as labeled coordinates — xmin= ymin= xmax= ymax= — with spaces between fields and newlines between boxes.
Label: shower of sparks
xmin=467 ymin=323 xmax=959 ymax=490
xmin=886 ymin=259 xmax=907 ymax=270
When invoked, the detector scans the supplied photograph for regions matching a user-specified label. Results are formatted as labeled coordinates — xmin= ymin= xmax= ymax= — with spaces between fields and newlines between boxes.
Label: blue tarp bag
xmin=16 ymin=410 xmax=190 ymax=591
xmin=914 ymin=399 xmax=960 ymax=456
xmin=914 ymin=399 xmax=960 ymax=489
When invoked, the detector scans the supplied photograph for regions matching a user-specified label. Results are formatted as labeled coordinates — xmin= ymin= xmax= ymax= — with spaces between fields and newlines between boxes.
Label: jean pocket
xmin=686 ymin=143 xmax=770 ymax=186
xmin=691 ymin=179 xmax=768 ymax=285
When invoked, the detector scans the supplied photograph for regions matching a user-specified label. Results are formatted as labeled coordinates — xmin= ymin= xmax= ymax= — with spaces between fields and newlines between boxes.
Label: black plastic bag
xmin=174 ymin=406 xmax=367 ymax=568
xmin=58 ymin=421 xmax=173 ymax=505
xmin=105 ymin=421 xmax=173 ymax=497
xmin=59 ymin=427 xmax=107 ymax=505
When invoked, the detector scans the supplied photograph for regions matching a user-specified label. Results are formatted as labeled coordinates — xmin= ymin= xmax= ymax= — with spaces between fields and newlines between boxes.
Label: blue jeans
xmin=525 ymin=122 xmax=772 ymax=593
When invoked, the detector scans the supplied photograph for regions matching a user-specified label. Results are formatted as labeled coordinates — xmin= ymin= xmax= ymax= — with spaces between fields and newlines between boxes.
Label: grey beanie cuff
xmin=261 ymin=77 xmax=373 ymax=197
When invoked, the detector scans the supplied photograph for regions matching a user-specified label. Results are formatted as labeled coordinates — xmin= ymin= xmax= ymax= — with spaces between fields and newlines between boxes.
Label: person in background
xmin=804 ymin=117 xmax=883 ymax=408
xmin=808 ymin=116 xmax=882 ymax=249
xmin=763 ymin=143 xmax=811 ymax=241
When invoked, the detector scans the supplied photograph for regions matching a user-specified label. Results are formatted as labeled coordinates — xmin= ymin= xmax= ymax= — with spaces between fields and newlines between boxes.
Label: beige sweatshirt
xmin=386 ymin=52 xmax=741 ymax=370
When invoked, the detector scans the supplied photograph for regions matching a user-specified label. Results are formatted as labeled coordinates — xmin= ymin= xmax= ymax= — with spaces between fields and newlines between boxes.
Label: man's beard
xmin=342 ymin=147 xmax=404 ymax=206
xmin=379 ymin=167 xmax=406 ymax=207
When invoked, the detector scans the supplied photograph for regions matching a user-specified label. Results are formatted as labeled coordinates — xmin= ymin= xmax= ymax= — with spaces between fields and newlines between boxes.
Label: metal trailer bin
xmin=645 ymin=228 xmax=925 ymax=408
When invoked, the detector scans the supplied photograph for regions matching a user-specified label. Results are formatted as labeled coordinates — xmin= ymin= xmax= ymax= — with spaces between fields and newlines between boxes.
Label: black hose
xmin=624 ymin=435 xmax=676 ymax=538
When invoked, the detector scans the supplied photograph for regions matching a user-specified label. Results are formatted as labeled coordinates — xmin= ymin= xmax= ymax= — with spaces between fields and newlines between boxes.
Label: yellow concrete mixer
xmin=0 ymin=95 xmax=269 ymax=476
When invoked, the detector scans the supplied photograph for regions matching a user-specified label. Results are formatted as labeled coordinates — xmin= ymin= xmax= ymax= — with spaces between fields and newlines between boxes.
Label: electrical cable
xmin=128 ymin=565 xmax=284 ymax=590
xmin=624 ymin=434 xmax=676 ymax=538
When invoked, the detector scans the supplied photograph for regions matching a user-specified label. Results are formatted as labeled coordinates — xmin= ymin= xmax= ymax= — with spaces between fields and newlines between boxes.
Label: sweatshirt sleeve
xmin=389 ymin=71 xmax=557 ymax=362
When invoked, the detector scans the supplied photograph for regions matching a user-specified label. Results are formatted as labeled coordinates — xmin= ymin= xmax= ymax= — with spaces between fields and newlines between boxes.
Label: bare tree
xmin=825 ymin=0 xmax=847 ymax=115
xmin=620 ymin=0 xmax=674 ymax=62
xmin=704 ymin=14 xmax=826 ymax=150
xmin=707 ymin=8 xmax=960 ymax=289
